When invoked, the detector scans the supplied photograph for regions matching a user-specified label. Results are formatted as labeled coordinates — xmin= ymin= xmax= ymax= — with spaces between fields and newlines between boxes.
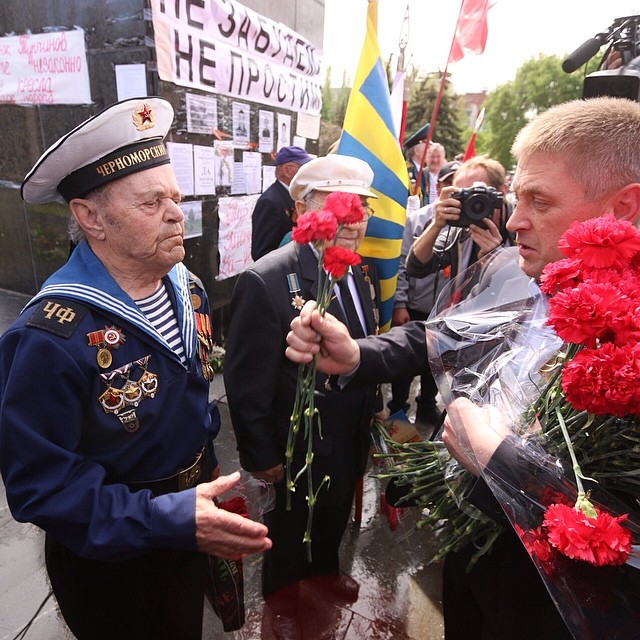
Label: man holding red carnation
xmin=285 ymin=97 xmax=640 ymax=638
xmin=224 ymin=154 xmax=381 ymax=640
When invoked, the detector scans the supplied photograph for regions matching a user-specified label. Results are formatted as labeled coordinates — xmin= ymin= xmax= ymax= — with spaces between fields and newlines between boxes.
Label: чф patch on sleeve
xmin=26 ymin=299 xmax=88 ymax=338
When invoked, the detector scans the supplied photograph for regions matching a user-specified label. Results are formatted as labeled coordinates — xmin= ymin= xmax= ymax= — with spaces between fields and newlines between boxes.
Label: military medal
xmin=87 ymin=325 xmax=126 ymax=368
xmin=96 ymin=348 xmax=112 ymax=369
xmin=195 ymin=312 xmax=215 ymax=381
xmin=97 ymin=356 xmax=158 ymax=432
xmin=287 ymin=273 xmax=305 ymax=310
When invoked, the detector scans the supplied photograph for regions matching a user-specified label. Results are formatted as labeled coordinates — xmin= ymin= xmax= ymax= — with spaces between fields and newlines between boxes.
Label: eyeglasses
xmin=307 ymin=198 xmax=374 ymax=222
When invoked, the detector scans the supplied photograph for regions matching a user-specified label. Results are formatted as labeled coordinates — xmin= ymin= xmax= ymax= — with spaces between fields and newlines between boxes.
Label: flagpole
xmin=413 ymin=0 xmax=466 ymax=196
xmin=397 ymin=5 xmax=410 ymax=145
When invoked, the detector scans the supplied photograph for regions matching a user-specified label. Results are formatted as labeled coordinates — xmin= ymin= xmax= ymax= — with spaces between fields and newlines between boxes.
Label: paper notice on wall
xmin=166 ymin=142 xmax=195 ymax=196
xmin=217 ymin=195 xmax=260 ymax=280
xmin=0 ymin=29 xmax=91 ymax=105
xmin=193 ymin=145 xmax=216 ymax=196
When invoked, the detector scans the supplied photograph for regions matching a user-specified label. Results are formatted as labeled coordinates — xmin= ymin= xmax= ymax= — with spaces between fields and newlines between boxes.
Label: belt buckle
xmin=178 ymin=451 xmax=203 ymax=491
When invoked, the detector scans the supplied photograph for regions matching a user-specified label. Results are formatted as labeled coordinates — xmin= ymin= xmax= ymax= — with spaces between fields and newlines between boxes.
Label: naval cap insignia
xmin=132 ymin=102 xmax=156 ymax=131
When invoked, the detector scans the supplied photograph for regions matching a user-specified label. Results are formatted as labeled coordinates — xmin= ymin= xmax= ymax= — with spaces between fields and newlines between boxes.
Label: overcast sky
xmin=322 ymin=0 xmax=640 ymax=93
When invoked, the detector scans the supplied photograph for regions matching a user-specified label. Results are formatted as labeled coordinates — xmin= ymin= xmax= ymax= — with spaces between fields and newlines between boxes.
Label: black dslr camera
xmin=450 ymin=181 xmax=503 ymax=230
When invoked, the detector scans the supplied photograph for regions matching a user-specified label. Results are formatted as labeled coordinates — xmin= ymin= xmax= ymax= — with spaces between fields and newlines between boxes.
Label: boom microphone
xmin=562 ymin=34 xmax=608 ymax=73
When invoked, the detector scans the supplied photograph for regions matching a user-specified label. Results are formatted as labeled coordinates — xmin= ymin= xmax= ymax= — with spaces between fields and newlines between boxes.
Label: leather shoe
xmin=309 ymin=572 xmax=360 ymax=602
xmin=271 ymin=613 xmax=301 ymax=640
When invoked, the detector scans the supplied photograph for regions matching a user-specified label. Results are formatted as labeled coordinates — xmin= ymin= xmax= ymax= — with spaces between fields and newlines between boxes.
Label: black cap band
xmin=57 ymin=138 xmax=170 ymax=201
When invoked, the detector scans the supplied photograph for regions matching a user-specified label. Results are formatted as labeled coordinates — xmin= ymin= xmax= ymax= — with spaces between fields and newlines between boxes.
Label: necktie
xmin=337 ymin=277 xmax=365 ymax=339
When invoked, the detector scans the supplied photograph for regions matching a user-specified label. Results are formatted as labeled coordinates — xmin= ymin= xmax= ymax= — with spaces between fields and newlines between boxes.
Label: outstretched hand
xmin=285 ymin=300 xmax=361 ymax=375
xmin=195 ymin=471 xmax=271 ymax=559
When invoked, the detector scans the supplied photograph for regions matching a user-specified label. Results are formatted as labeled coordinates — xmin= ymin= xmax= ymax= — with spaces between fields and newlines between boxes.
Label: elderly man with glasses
xmin=224 ymin=154 xmax=381 ymax=640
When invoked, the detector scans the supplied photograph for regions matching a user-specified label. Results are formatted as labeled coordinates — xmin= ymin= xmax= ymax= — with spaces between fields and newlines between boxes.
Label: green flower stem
xmin=285 ymin=235 xmax=350 ymax=561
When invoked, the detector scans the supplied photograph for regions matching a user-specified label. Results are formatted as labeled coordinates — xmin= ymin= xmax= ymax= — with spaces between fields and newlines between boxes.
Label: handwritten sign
xmin=150 ymin=0 xmax=322 ymax=116
xmin=217 ymin=194 xmax=259 ymax=279
xmin=0 ymin=29 xmax=91 ymax=105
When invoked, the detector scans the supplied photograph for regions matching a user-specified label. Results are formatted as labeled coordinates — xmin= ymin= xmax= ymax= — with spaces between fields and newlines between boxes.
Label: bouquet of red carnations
xmin=287 ymin=191 xmax=366 ymax=561
xmin=379 ymin=216 xmax=640 ymax=637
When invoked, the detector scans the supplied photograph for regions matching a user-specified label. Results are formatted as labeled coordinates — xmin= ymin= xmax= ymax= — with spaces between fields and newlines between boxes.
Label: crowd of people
xmin=1 ymin=94 xmax=639 ymax=640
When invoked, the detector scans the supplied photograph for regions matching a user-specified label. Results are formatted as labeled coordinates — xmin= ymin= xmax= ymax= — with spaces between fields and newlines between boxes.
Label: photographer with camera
xmin=405 ymin=155 xmax=513 ymax=285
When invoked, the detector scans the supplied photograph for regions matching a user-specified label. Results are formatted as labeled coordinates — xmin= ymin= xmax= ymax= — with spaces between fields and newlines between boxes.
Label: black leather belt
xmin=125 ymin=444 xmax=209 ymax=496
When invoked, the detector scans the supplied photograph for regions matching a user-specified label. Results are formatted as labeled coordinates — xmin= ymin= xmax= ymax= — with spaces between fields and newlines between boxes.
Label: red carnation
xmin=322 ymin=191 xmax=367 ymax=225
xmin=539 ymin=258 xmax=583 ymax=295
xmin=547 ymin=282 xmax=624 ymax=347
xmin=217 ymin=496 xmax=249 ymax=518
xmin=543 ymin=503 xmax=631 ymax=567
xmin=292 ymin=210 xmax=338 ymax=245
xmin=516 ymin=524 xmax=554 ymax=563
xmin=558 ymin=214 xmax=640 ymax=269
xmin=561 ymin=343 xmax=640 ymax=416
xmin=323 ymin=245 xmax=361 ymax=279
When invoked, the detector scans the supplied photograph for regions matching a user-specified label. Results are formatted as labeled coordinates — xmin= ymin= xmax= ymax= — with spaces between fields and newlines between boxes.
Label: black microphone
xmin=562 ymin=34 xmax=608 ymax=73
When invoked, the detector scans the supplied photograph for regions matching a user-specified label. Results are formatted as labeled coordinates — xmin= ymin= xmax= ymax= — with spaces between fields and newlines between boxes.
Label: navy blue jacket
xmin=0 ymin=241 xmax=219 ymax=560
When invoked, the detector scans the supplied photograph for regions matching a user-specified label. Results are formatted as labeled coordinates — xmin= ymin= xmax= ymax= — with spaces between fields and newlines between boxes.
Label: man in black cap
xmin=406 ymin=155 xmax=512 ymax=285
xmin=0 ymin=97 xmax=271 ymax=640
xmin=251 ymin=145 xmax=312 ymax=261
xmin=404 ymin=123 xmax=430 ymax=206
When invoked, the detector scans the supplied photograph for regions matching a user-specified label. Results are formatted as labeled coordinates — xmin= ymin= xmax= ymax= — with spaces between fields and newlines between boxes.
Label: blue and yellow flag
xmin=337 ymin=0 xmax=410 ymax=332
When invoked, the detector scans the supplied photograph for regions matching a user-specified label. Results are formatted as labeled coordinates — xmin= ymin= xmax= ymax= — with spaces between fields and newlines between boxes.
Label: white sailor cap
xmin=21 ymin=97 xmax=174 ymax=204
xmin=289 ymin=154 xmax=378 ymax=201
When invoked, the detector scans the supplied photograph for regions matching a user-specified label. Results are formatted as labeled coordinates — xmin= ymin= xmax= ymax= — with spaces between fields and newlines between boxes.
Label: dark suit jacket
xmin=251 ymin=180 xmax=295 ymax=261
xmin=224 ymin=242 xmax=379 ymax=506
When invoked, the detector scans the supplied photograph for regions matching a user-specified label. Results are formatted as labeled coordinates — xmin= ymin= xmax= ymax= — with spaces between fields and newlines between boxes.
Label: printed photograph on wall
xmin=186 ymin=92 xmax=218 ymax=135
xmin=214 ymin=140 xmax=234 ymax=187
xmin=232 ymin=101 xmax=250 ymax=148
xmin=276 ymin=113 xmax=291 ymax=151
xmin=259 ymin=109 xmax=274 ymax=153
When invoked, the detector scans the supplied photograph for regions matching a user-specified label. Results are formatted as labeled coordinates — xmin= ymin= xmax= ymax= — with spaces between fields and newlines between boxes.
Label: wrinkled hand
xmin=442 ymin=397 xmax=509 ymax=476
xmin=392 ymin=308 xmax=410 ymax=327
xmin=195 ymin=472 xmax=271 ymax=559
xmin=251 ymin=464 xmax=283 ymax=484
xmin=285 ymin=300 xmax=361 ymax=375
xmin=469 ymin=216 xmax=503 ymax=259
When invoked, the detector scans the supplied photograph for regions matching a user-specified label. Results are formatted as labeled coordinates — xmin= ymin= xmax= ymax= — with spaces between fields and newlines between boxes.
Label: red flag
xmin=462 ymin=133 xmax=477 ymax=161
xmin=462 ymin=107 xmax=484 ymax=161
xmin=448 ymin=0 xmax=491 ymax=64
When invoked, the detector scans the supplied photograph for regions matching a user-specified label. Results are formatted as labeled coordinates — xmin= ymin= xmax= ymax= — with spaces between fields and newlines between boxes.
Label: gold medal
xmin=291 ymin=294 xmax=306 ymax=310
xmin=97 ymin=348 xmax=112 ymax=369
xmin=191 ymin=293 xmax=202 ymax=310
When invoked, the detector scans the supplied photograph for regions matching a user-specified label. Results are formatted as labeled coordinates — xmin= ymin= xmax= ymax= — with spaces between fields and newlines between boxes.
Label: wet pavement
xmin=0 ymin=288 xmax=444 ymax=639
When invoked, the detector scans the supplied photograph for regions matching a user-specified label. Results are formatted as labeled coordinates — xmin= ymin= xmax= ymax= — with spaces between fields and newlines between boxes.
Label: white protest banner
xmin=150 ymin=0 xmax=322 ymax=116
xmin=0 ymin=29 xmax=91 ymax=105
xmin=217 ymin=194 xmax=259 ymax=279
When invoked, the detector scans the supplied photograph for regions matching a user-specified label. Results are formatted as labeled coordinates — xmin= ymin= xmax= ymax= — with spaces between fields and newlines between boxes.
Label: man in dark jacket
xmin=283 ymin=97 xmax=640 ymax=639
xmin=251 ymin=146 xmax=311 ymax=260
xmin=225 ymin=154 xmax=380 ymax=640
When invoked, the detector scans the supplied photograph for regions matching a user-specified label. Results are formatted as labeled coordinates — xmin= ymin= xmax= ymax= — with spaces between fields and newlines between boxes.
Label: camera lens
xmin=467 ymin=194 xmax=490 ymax=220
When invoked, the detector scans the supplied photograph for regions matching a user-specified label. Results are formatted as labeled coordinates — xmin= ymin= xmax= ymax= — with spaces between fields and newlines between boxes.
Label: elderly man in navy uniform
xmin=0 ymin=98 xmax=270 ymax=640
xmin=224 ymin=154 xmax=381 ymax=639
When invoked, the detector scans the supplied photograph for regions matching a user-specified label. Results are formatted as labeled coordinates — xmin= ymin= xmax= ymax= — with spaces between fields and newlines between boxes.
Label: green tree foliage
xmin=404 ymin=74 xmax=465 ymax=160
xmin=481 ymin=54 xmax=590 ymax=169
